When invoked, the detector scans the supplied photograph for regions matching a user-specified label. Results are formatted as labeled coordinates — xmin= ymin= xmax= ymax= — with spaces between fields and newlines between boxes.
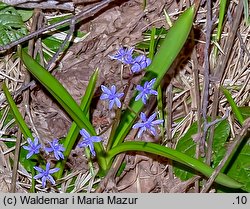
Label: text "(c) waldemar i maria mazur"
xmin=19 ymin=195 xmax=138 ymax=205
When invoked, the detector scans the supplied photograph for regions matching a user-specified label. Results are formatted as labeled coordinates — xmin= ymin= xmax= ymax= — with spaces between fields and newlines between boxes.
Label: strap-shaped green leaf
xmin=2 ymin=83 xmax=32 ymax=139
xmin=2 ymin=83 xmax=36 ymax=173
xmin=55 ymin=69 xmax=103 ymax=178
xmin=107 ymin=141 xmax=243 ymax=189
xmin=19 ymin=48 xmax=95 ymax=134
xmin=19 ymin=48 xmax=107 ymax=170
xmin=111 ymin=6 xmax=195 ymax=148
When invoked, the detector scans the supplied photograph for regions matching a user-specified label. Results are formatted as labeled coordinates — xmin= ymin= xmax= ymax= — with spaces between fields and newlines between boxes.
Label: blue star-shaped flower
xmin=131 ymin=55 xmax=151 ymax=73
xmin=132 ymin=112 xmax=164 ymax=138
xmin=78 ymin=128 xmax=102 ymax=156
xmin=23 ymin=137 xmax=41 ymax=159
xmin=100 ymin=85 xmax=124 ymax=109
xmin=44 ymin=139 xmax=65 ymax=160
xmin=109 ymin=47 xmax=134 ymax=65
xmin=34 ymin=162 xmax=60 ymax=188
xmin=135 ymin=78 xmax=158 ymax=104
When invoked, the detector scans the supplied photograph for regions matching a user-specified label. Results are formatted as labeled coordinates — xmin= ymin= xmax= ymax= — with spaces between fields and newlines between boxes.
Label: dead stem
xmin=201 ymin=0 xmax=212 ymax=158
xmin=207 ymin=0 xmax=243 ymax=169
xmin=166 ymin=83 xmax=174 ymax=181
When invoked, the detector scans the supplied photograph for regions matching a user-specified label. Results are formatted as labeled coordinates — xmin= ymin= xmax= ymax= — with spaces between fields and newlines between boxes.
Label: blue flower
xmin=78 ymin=128 xmax=102 ymax=156
xmin=109 ymin=47 xmax=151 ymax=73
xmin=44 ymin=139 xmax=65 ymax=160
xmin=34 ymin=162 xmax=60 ymax=188
xmin=131 ymin=55 xmax=151 ymax=73
xmin=109 ymin=47 xmax=134 ymax=65
xmin=100 ymin=85 xmax=124 ymax=109
xmin=132 ymin=112 xmax=164 ymax=138
xmin=23 ymin=137 xmax=41 ymax=159
xmin=135 ymin=78 xmax=158 ymax=104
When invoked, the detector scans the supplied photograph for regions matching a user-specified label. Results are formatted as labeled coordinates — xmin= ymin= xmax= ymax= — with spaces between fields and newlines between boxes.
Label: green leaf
xmin=243 ymin=0 xmax=250 ymax=25
xmin=173 ymin=121 xmax=199 ymax=180
xmin=0 ymin=3 xmax=28 ymax=46
xmin=221 ymin=86 xmax=244 ymax=125
xmin=55 ymin=69 xmax=100 ymax=178
xmin=107 ymin=141 xmax=243 ymax=189
xmin=136 ymin=28 xmax=168 ymax=50
xmin=174 ymin=119 xmax=230 ymax=181
xmin=19 ymin=48 xmax=108 ymax=171
xmin=212 ymin=0 xmax=228 ymax=59
xmin=2 ymin=83 xmax=32 ymax=139
xmin=238 ymin=106 xmax=250 ymax=121
xmin=19 ymin=48 xmax=94 ymax=134
xmin=16 ymin=9 xmax=33 ymax=22
xmin=2 ymin=83 xmax=36 ymax=172
xmin=226 ymin=138 xmax=250 ymax=192
xmin=110 ymin=6 xmax=195 ymax=150
xmin=212 ymin=119 xmax=230 ymax=167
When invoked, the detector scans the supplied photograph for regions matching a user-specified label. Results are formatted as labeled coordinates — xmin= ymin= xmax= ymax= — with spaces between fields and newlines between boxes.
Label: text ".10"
xmin=235 ymin=196 xmax=247 ymax=205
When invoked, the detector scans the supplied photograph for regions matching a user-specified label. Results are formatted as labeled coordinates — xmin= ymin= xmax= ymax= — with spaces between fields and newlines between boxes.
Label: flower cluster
xmin=22 ymin=138 xmax=65 ymax=188
xmin=23 ymin=47 xmax=163 ymax=189
xmin=109 ymin=47 xmax=151 ymax=73
xmin=101 ymin=47 xmax=164 ymax=138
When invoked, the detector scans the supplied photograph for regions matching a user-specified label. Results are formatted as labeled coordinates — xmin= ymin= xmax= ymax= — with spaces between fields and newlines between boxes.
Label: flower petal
xmin=80 ymin=129 xmax=91 ymax=138
xmin=88 ymin=143 xmax=96 ymax=156
xmin=49 ymin=167 xmax=60 ymax=174
xmin=135 ymin=92 xmax=143 ymax=101
xmin=34 ymin=166 xmax=44 ymax=173
xmin=140 ymin=112 xmax=147 ymax=122
xmin=34 ymin=173 xmax=44 ymax=180
xmin=137 ymin=127 xmax=146 ymax=138
xmin=110 ymin=85 xmax=116 ymax=94
xmin=26 ymin=151 xmax=33 ymax=159
xmin=148 ymin=112 xmax=157 ymax=122
xmin=148 ymin=78 xmax=156 ymax=87
xmin=152 ymin=119 xmax=164 ymax=125
xmin=34 ymin=137 xmax=39 ymax=145
xmin=100 ymin=93 xmax=109 ymax=100
xmin=45 ymin=162 xmax=51 ymax=172
xmin=90 ymin=136 xmax=102 ymax=142
xmin=41 ymin=176 xmax=47 ymax=188
xmin=101 ymin=85 xmax=111 ymax=94
xmin=47 ymin=175 xmax=56 ymax=185
xmin=109 ymin=99 xmax=115 ymax=110
xmin=115 ymin=98 xmax=122 ymax=108
xmin=132 ymin=122 xmax=144 ymax=129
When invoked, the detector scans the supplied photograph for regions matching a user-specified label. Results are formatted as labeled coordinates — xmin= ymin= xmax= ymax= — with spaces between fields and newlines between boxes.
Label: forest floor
xmin=0 ymin=0 xmax=249 ymax=193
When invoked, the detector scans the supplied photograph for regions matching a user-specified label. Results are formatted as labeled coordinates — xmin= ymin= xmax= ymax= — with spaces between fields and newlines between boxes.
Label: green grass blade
xmin=106 ymin=141 xmax=243 ymax=189
xmin=243 ymin=0 xmax=250 ymax=25
xmin=213 ymin=0 xmax=228 ymax=59
xmin=2 ymin=83 xmax=36 ymax=180
xmin=2 ymin=83 xmax=32 ymax=139
xmin=221 ymin=86 xmax=244 ymax=125
xmin=56 ymin=69 xmax=99 ymax=178
xmin=148 ymin=26 xmax=156 ymax=59
xmin=111 ymin=6 xmax=195 ymax=148
xmin=157 ymin=85 xmax=165 ymax=138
